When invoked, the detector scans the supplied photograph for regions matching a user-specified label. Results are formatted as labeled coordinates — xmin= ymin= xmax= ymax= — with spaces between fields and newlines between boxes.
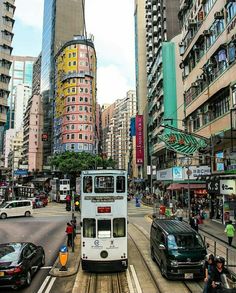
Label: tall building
xmin=22 ymin=54 xmax=43 ymax=172
xmin=146 ymin=0 xmax=180 ymax=170
xmin=7 ymin=55 xmax=36 ymax=129
xmin=178 ymin=0 xmax=236 ymax=222
xmin=134 ymin=0 xmax=148 ymax=180
xmin=14 ymin=84 xmax=31 ymax=131
xmin=41 ymin=0 xmax=85 ymax=168
xmin=53 ymin=36 xmax=97 ymax=154
xmin=102 ymin=91 xmax=136 ymax=170
xmin=0 ymin=0 xmax=15 ymax=153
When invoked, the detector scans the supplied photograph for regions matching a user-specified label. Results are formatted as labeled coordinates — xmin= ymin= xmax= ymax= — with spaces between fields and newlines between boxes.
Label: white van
xmin=0 ymin=200 xmax=33 ymax=219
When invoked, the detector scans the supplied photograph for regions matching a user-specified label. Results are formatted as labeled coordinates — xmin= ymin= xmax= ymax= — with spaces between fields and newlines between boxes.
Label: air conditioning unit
xmin=214 ymin=11 xmax=224 ymax=19
xmin=196 ymin=74 xmax=204 ymax=81
xmin=197 ymin=108 xmax=203 ymax=115
xmin=191 ymin=81 xmax=199 ymax=87
xmin=189 ymin=19 xmax=197 ymax=26
xmin=203 ymin=29 xmax=212 ymax=36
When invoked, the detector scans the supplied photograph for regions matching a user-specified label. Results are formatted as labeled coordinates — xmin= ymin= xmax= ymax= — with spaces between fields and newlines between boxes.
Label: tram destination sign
xmin=84 ymin=196 xmax=124 ymax=202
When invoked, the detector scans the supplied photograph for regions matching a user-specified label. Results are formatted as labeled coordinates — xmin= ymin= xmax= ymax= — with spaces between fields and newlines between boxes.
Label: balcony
xmin=0 ymin=112 xmax=7 ymax=123
xmin=0 ymin=97 xmax=7 ymax=107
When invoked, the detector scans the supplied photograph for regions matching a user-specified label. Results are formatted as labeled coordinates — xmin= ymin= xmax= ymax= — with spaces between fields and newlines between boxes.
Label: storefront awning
xmin=167 ymin=183 xmax=206 ymax=190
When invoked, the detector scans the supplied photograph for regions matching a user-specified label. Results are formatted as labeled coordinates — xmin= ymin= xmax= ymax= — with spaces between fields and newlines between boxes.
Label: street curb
xmin=49 ymin=252 xmax=80 ymax=277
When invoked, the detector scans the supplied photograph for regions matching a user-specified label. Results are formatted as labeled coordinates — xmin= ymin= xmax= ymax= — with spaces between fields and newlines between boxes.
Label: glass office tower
xmin=40 ymin=0 xmax=85 ymax=168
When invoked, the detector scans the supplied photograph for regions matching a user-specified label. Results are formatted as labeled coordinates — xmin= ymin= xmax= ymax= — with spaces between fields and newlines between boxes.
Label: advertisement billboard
xmin=135 ymin=115 xmax=144 ymax=165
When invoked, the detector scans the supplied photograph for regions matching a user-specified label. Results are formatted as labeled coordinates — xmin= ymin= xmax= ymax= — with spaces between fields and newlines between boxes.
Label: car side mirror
xmin=80 ymin=221 xmax=83 ymax=227
xmin=159 ymin=244 xmax=166 ymax=250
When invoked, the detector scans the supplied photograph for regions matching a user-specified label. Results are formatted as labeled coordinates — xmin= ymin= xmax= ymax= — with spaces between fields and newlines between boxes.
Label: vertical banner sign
xmin=136 ymin=115 xmax=144 ymax=165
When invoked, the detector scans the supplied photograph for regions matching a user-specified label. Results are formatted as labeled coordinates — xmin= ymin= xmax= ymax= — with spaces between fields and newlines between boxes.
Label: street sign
xmin=206 ymin=179 xmax=220 ymax=193
xmin=159 ymin=132 xmax=207 ymax=155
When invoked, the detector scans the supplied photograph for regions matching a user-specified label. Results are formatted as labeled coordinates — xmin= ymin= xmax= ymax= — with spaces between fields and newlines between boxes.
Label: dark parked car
xmin=0 ymin=242 xmax=45 ymax=290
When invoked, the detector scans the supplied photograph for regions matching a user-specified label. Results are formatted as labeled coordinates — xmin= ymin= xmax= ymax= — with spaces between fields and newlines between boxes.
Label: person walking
xmin=203 ymin=254 xmax=215 ymax=293
xmin=65 ymin=222 xmax=73 ymax=247
xmin=174 ymin=205 xmax=184 ymax=221
xmin=224 ymin=220 xmax=235 ymax=246
xmin=189 ymin=213 xmax=199 ymax=232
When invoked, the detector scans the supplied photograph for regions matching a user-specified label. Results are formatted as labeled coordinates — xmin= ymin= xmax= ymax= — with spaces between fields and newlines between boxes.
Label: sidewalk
xmin=49 ymin=235 xmax=81 ymax=277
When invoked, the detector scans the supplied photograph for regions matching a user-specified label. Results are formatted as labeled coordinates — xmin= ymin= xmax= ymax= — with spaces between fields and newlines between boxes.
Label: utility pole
xmin=71 ymin=190 xmax=75 ymax=252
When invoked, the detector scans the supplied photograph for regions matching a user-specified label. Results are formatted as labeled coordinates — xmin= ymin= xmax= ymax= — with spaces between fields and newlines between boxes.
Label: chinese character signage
xmin=42 ymin=133 xmax=48 ymax=141
xmin=136 ymin=115 xmax=144 ymax=165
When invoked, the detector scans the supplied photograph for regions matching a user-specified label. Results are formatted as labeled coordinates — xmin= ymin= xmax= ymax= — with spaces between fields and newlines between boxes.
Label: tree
xmin=50 ymin=151 xmax=117 ymax=175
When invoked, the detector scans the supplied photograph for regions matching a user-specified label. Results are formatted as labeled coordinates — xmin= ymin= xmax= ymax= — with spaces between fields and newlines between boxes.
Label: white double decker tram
xmin=80 ymin=170 xmax=128 ymax=272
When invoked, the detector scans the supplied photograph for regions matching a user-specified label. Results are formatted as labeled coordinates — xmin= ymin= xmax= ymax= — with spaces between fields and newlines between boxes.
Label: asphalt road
xmin=0 ymin=203 xmax=71 ymax=293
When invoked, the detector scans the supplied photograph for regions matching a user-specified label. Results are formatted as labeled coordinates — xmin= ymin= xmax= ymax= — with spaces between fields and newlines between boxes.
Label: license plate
xmin=184 ymin=273 xmax=193 ymax=279
xmin=0 ymin=272 xmax=4 ymax=277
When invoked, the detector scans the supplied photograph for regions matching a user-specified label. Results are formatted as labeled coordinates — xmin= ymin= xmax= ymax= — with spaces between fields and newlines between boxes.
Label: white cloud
xmin=15 ymin=0 xmax=43 ymax=29
xmin=97 ymin=65 xmax=131 ymax=104
xmin=86 ymin=0 xmax=135 ymax=104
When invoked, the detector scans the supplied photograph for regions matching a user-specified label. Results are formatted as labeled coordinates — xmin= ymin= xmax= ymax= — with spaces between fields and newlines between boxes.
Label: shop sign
xmin=220 ymin=180 xmax=236 ymax=195
xmin=173 ymin=167 xmax=183 ymax=180
xmin=184 ymin=165 xmax=211 ymax=180
xmin=156 ymin=168 xmax=172 ymax=181
xmin=206 ymin=179 xmax=220 ymax=194
xmin=135 ymin=115 xmax=144 ymax=165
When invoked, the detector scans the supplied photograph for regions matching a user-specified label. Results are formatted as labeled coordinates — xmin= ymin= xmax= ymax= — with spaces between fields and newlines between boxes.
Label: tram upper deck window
xmin=83 ymin=218 xmax=96 ymax=238
xmin=113 ymin=218 xmax=125 ymax=237
xmin=94 ymin=176 xmax=114 ymax=193
xmin=98 ymin=219 xmax=111 ymax=238
xmin=116 ymin=176 xmax=125 ymax=193
xmin=83 ymin=176 xmax=92 ymax=193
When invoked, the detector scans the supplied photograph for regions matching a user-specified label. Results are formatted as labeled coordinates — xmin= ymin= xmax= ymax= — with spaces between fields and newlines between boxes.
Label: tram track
xmin=81 ymin=272 xmax=128 ymax=293
xmin=129 ymin=222 xmax=204 ymax=293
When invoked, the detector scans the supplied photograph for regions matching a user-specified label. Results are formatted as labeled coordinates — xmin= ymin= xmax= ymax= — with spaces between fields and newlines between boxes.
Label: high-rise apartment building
xmin=0 ymin=0 xmax=15 ymax=153
xmin=101 ymin=103 xmax=115 ymax=157
xmin=102 ymin=91 xmax=136 ymax=170
xmin=41 ymin=0 xmax=85 ymax=167
xmin=53 ymin=36 xmax=97 ymax=154
xmin=146 ymin=0 xmax=180 ymax=170
xmin=178 ymin=0 xmax=236 ymax=221
xmin=22 ymin=54 xmax=43 ymax=172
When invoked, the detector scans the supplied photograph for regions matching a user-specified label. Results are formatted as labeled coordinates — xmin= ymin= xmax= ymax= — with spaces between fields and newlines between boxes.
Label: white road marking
xmin=45 ymin=277 xmax=56 ymax=293
xmin=40 ymin=266 xmax=52 ymax=269
xmin=126 ymin=267 xmax=135 ymax=293
xmin=130 ymin=264 xmax=143 ymax=293
xmin=37 ymin=276 xmax=51 ymax=293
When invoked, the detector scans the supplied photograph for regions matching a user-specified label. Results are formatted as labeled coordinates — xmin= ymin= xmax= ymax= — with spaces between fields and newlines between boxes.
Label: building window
xmin=71 ymin=124 xmax=75 ymax=130
xmin=69 ymin=53 xmax=71 ymax=58
xmin=71 ymin=144 xmax=75 ymax=150
xmin=68 ymin=62 xmax=71 ymax=66
xmin=73 ymin=52 xmax=76 ymax=57
xmin=80 ymin=97 xmax=83 ymax=102
xmin=67 ymin=134 xmax=70 ymax=139
xmin=71 ymin=134 xmax=75 ymax=139
xmin=67 ymin=97 xmax=70 ymax=102
xmin=213 ymin=95 xmax=230 ymax=119
xmin=73 ymin=61 xmax=76 ymax=66
xmin=72 ymin=96 xmax=76 ymax=102
xmin=67 ymin=107 xmax=70 ymax=112
xmin=72 ymin=88 xmax=76 ymax=93
xmin=80 ymin=88 xmax=84 ymax=93
xmin=232 ymin=85 xmax=236 ymax=106
xmin=71 ymin=106 xmax=75 ymax=111
xmin=85 ymin=97 xmax=88 ymax=102
xmin=72 ymin=115 xmax=75 ymax=120
xmin=79 ymin=106 xmax=83 ymax=111
xmin=85 ymin=88 xmax=88 ymax=93
xmin=79 ymin=134 xmax=82 ymax=139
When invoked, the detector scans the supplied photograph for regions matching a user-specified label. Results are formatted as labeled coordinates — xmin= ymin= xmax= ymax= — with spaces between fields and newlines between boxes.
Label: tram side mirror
xmin=80 ymin=221 xmax=83 ymax=227
xmin=206 ymin=243 xmax=210 ymax=248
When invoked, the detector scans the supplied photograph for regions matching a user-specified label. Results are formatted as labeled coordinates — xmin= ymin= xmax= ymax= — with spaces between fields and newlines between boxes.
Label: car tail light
xmin=6 ymin=266 xmax=23 ymax=275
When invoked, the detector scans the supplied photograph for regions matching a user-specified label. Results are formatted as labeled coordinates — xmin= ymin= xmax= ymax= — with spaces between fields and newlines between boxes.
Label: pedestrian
xmin=65 ymin=222 xmax=73 ymax=247
xmin=203 ymin=254 xmax=215 ymax=293
xmin=174 ymin=205 xmax=184 ymax=221
xmin=189 ymin=213 xmax=199 ymax=232
xmin=71 ymin=217 xmax=77 ymax=239
xmin=224 ymin=220 xmax=235 ymax=246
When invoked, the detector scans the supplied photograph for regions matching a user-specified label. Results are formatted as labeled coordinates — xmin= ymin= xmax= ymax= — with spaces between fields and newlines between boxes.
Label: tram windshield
xmin=94 ymin=176 xmax=114 ymax=193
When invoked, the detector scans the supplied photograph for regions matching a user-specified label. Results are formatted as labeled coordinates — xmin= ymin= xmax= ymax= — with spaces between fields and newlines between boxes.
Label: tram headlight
xmin=100 ymin=250 xmax=108 ymax=258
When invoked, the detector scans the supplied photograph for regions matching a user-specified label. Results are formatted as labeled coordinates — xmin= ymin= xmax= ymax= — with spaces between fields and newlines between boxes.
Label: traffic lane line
xmin=45 ymin=277 xmax=56 ymax=293
xmin=130 ymin=264 xmax=143 ymax=293
xmin=37 ymin=276 xmax=51 ymax=293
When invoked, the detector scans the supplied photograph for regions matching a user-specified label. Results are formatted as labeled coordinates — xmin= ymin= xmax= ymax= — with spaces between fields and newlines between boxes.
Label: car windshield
xmin=167 ymin=234 xmax=204 ymax=250
xmin=0 ymin=201 xmax=9 ymax=208
xmin=0 ymin=243 xmax=22 ymax=262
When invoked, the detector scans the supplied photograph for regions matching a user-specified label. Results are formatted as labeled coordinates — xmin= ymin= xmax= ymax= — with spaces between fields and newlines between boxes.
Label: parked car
xmin=150 ymin=219 xmax=207 ymax=280
xmin=0 ymin=242 xmax=45 ymax=290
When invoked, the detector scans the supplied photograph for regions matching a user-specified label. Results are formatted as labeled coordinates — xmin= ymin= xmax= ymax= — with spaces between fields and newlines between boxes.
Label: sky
xmin=12 ymin=0 xmax=136 ymax=105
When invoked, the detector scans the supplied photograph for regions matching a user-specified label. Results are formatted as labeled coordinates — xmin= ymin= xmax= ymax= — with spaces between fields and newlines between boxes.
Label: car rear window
xmin=0 ymin=243 xmax=22 ymax=262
